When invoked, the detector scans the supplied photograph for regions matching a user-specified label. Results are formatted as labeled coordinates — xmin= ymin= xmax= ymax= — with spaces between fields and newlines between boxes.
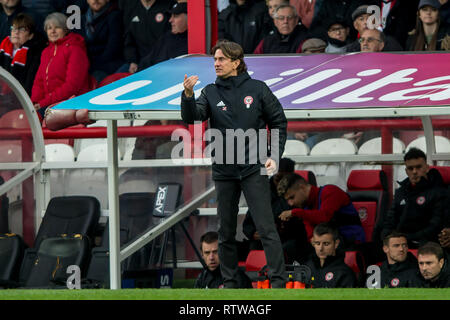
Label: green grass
xmin=0 ymin=288 xmax=449 ymax=300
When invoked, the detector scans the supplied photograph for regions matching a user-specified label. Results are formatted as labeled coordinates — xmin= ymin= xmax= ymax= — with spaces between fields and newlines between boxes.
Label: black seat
xmin=0 ymin=233 xmax=24 ymax=287
xmin=24 ymin=235 xmax=90 ymax=288
xmin=0 ymin=175 xmax=9 ymax=234
xmin=19 ymin=196 xmax=101 ymax=284
xmin=84 ymin=192 xmax=156 ymax=288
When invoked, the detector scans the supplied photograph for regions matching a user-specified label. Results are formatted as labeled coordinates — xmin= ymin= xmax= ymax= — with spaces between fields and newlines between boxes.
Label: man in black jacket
xmin=417 ymin=241 xmax=450 ymax=288
xmin=138 ymin=2 xmax=187 ymax=71
xmin=303 ymin=222 xmax=357 ymax=288
xmin=218 ymin=0 xmax=267 ymax=53
xmin=380 ymin=232 xmax=422 ymax=288
xmin=195 ymin=231 xmax=252 ymax=289
xmin=182 ymin=40 xmax=287 ymax=288
xmin=380 ymin=147 xmax=448 ymax=248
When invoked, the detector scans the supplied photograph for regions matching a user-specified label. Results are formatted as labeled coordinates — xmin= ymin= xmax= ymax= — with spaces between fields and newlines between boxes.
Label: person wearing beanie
xmin=324 ymin=20 xmax=351 ymax=53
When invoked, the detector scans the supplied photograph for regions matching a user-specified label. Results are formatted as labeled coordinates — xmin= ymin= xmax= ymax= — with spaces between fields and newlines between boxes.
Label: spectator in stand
xmin=194 ymin=231 xmax=252 ymax=289
xmin=303 ymin=223 xmax=357 ymax=288
xmin=0 ymin=0 xmax=44 ymax=41
xmin=137 ymin=2 xmax=187 ymax=71
xmin=78 ymin=0 xmax=124 ymax=83
xmin=440 ymin=0 xmax=450 ymax=25
xmin=0 ymin=13 xmax=45 ymax=95
xmin=118 ymin=0 xmax=174 ymax=74
xmin=254 ymin=4 xmax=308 ymax=54
xmin=406 ymin=0 xmax=450 ymax=51
xmin=242 ymin=158 xmax=310 ymax=264
xmin=368 ymin=0 xmax=419 ymax=49
xmin=308 ymin=0 xmax=364 ymax=41
xmin=346 ymin=4 xmax=403 ymax=52
xmin=290 ymin=0 xmax=319 ymax=30
xmin=277 ymin=172 xmax=365 ymax=248
xmin=380 ymin=232 xmax=422 ymax=288
xmin=325 ymin=20 xmax=351 ymax=53
xmin=31 ymin=12 xmax=90 ymax=121
xmin=359 ymin=28 xmax=385 ymax=52
xmin=417 ymin=241 xmax=450 ymax=287
xmin=261 ymin=0 xmax=289 ymax=36
xmin=218 ymin=0 xmax=267 ymax=53
xmin=380 ymin=148 xmax=448 ymax=248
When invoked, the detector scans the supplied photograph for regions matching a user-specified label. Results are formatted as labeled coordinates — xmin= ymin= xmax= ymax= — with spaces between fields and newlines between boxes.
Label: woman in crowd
xmin=406 ymin=0 xmax=450 ymax=51
xmin=0 ymin=13 xmax=45 ymax=95
xmin=31 ymin=12 xmax=90 ymax=121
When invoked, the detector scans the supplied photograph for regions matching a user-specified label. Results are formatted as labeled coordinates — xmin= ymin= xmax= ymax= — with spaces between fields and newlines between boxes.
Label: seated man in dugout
xmin=277 ymin=172 xmax=366 ymax=249
xmin=303 ymin=222 xmax=357 ymax=288
xmin=417 ymin=241 xmax=450 ymax=288
xmin=380 ymin=147 xmax=448 ymax=248
xmin=380 ymin=231 xmax=422 ymax=288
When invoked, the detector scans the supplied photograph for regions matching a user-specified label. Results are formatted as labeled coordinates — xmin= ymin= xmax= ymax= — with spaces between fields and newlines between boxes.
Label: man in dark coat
xmin=182 ymin=40 xmax=287 ymax=288
xmin=254 ymin=3 xmax=308 ymax=54
xmin=0 ymin=0 xmax=43 ymax=41
xmin=380 ymin=232 xmax=422 ymax=288
xmin=138 ymin=2 xmax=187 ymax=71
xmin=218 ymin=0 xmax=267 ymax=53
xmin=303 ymin=222 xmax=357 ymax=288
xmin=417 ymin=242 xmax=450 ymax=288
xmin=120 ymin=0 xmax=174 ymax=73
xmin=380 ymin=148 xmax=448 ymax=248
xmin=195 ymin=231 xmax=252 ymax=288
xmin=78 ymin=0 xmax=124 ymax=82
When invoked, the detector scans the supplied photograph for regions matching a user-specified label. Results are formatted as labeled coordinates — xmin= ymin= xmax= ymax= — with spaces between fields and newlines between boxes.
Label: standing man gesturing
xmin=181 ymin=40 xmax=287 ymax=288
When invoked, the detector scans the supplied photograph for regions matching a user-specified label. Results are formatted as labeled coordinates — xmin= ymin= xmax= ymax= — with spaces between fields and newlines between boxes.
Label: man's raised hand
xmin=183 ymin=74 xmax=199 ymax=98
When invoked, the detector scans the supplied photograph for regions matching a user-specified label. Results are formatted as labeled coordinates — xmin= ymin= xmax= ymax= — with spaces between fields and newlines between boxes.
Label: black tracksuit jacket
xmin=381 ymin=168 xmax=448 ymax=246
xmin=304 ymin=250 xmax=357 ymax=288
xmin=380 ymin=252 xmax=422 ymax=288
xmin=181 ymin=72 xmax=287 ymax=181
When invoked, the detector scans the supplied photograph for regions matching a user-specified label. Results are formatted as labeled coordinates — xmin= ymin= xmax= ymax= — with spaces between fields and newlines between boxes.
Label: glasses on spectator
xmin=358 ymin=37 xmax=381 ymax=43
xmin=329 ymin=26 xmax=346 ymax=33
xmin=10 ymin=26 xmax=29 ymax=33
xmin=275 ymin=15 xmax=296 ymax=21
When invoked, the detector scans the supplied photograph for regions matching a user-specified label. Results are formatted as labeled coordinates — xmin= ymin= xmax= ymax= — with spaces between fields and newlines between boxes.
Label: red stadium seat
xmin=245 ymin=250 xmax=267 ymax=272
xmin=408 ymin=249 xmax=418 ymax=258
xmin=99 ymin=72 xmax=131 ymax=88
xmin=294 ymin=170 xmax=317 ymax=186
xmin=347 ymin=170 xmax=389 ymax=242
xmin=430 ymin=166 xmax=450 ymax=186
xmin=88 ymin=75 xmax=98 ymax=91
xmin=0 ymin=109 xmax=29 ymax=128
xmin=344 ymin=250 xmax=365 ymax=281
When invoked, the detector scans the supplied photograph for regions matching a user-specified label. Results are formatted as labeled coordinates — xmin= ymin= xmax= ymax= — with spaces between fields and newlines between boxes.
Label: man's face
xmin=201 ymin=240 xmax=219 ymax=271
xmin=383 ymin=237 xmax=408 ymax=264
xmin=273 ymin=7 xmax=298 ymax=35
xmin=327 ymin=23 xmax=349 ymax=42
xmin=311 ymin=233 xmax=339 ymax=260
xmin=360 ymin=29 xmax=384 ymax=52
xmin=169 ymin=13 xmax=187 ymax=34
xmin=353 ymin=13 xmax=369 ymax=34
xmin=419 ymin=6 xmax=440 ymax=25
xmin=418 ymin=253 xmax=444 ymax=280
xmin=267 ymin=0 xmax=285 ymax=17
xmin=405 ymin=157 xmax=429 ymax=185
xmin=214 ymin=49 xmax=239 ymax=78
xmin=87 ymin=0 xmax=109 ymax=13
xmin=284 ymin=184 xmax=308 ymax=208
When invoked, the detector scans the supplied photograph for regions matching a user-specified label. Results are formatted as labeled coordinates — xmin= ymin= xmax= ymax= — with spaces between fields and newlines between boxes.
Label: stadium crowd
xmin=0 ymin=0 xmax=449 ymax=289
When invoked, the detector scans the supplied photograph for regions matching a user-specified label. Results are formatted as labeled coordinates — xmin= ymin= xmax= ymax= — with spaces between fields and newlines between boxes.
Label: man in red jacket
xmin=277 ymin=172 xmax=365 ymax=248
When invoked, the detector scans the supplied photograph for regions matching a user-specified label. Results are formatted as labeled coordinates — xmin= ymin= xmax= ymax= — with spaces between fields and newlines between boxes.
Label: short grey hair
xmin=44 ymin=12 xmax=68 ymax=32
xmin=273 ymin=4 xmax=298 ymax=18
